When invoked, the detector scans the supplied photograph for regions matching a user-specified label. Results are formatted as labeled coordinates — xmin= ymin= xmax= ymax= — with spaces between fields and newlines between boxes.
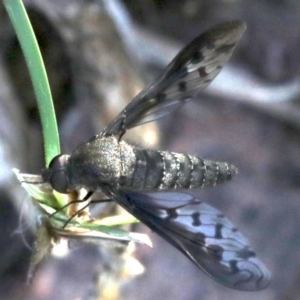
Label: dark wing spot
xmin=208 ymin=244 xmax=224 ymax=261
xmin=229 ymin=260 xmax=239 ymax=273
xmin=178 ymin=81 xmax=187 ymax=92
xmin=166 ymin=208 xmax=178 ymax=219
xmin=237 ymin=248 xmax=257 ymax=260
xmin=156 ymin=93 xmax=167 ymax=102
xmin=215 ymin=223 xmax=223 ymax=239
xmin=191 ymin=212 xmax=201 ymax=226
xmin=191 ymin=51 xmax=204 ymax=64
xmin=198 ymin=67 xmax=208 ymax=78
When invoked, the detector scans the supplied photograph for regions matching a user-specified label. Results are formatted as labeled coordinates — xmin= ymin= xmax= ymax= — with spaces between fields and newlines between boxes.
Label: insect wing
xmin=112 ymin=189 xmax=270 ymax=291
xmin=102 ymin=20 xmax=246 ymax=137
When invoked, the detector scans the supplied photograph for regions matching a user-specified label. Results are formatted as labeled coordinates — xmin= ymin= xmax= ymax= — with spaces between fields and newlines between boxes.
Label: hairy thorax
xmin=67 ymin=136 xmax=136 ymax=190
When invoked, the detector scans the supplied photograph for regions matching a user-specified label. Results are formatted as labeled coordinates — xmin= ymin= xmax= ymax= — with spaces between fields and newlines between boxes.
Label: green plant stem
xmin=4 ymin=0 xmax=60 ymax=167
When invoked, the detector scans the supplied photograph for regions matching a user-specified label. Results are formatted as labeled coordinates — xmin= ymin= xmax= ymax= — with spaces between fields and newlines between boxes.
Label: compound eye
xmin=48 ymin=155 xmax=70 ymax=193
xmin=50 ymin=170 xmax=69 ymax=193
xmin=49 ymin=154 xmax=69 ymax=170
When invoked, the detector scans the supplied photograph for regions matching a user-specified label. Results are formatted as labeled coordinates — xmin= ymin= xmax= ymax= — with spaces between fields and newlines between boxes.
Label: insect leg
xmin=61 ymin=194 xmax=113 ymax=228
xmin=49 ymin=191 xmax=94 ymax=228
xmin=50 ymin=190 xmax=94 ymax=217
xmin=63 ymin=199 xmax=92 ymax=228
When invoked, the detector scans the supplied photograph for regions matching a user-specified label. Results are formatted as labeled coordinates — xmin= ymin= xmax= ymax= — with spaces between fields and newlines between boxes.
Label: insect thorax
xmin=66 ymin=136 xmax=134 ymax=190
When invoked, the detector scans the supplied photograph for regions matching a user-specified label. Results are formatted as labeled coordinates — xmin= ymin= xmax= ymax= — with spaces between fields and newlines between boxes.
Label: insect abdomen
xmin=127 ymin=148 xmax=237 ymax=190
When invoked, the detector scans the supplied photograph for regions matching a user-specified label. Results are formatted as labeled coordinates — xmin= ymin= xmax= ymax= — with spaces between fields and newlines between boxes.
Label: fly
xmin=40 ymin=21 xmax=270 ymax=291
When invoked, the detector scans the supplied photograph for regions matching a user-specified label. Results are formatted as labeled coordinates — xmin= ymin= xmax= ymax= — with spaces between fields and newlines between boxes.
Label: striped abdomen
xmin=124 ymin=148 xmax=237 ymax=190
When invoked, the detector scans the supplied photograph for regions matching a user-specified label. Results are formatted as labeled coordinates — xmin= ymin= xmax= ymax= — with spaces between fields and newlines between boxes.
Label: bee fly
xmin=41 ymin=21 xmax=270 ymax=290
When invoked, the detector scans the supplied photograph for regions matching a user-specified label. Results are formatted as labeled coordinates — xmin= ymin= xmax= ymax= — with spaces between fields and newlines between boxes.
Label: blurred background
xmin=1 ymin=0 xmax=300 ymax=299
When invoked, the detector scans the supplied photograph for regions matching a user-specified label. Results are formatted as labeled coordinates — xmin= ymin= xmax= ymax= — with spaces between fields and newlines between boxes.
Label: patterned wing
xmin=111 ymin=189 xmax=270 ymax=291
xmin=101 ymin=20 xmax=246 ymax=138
